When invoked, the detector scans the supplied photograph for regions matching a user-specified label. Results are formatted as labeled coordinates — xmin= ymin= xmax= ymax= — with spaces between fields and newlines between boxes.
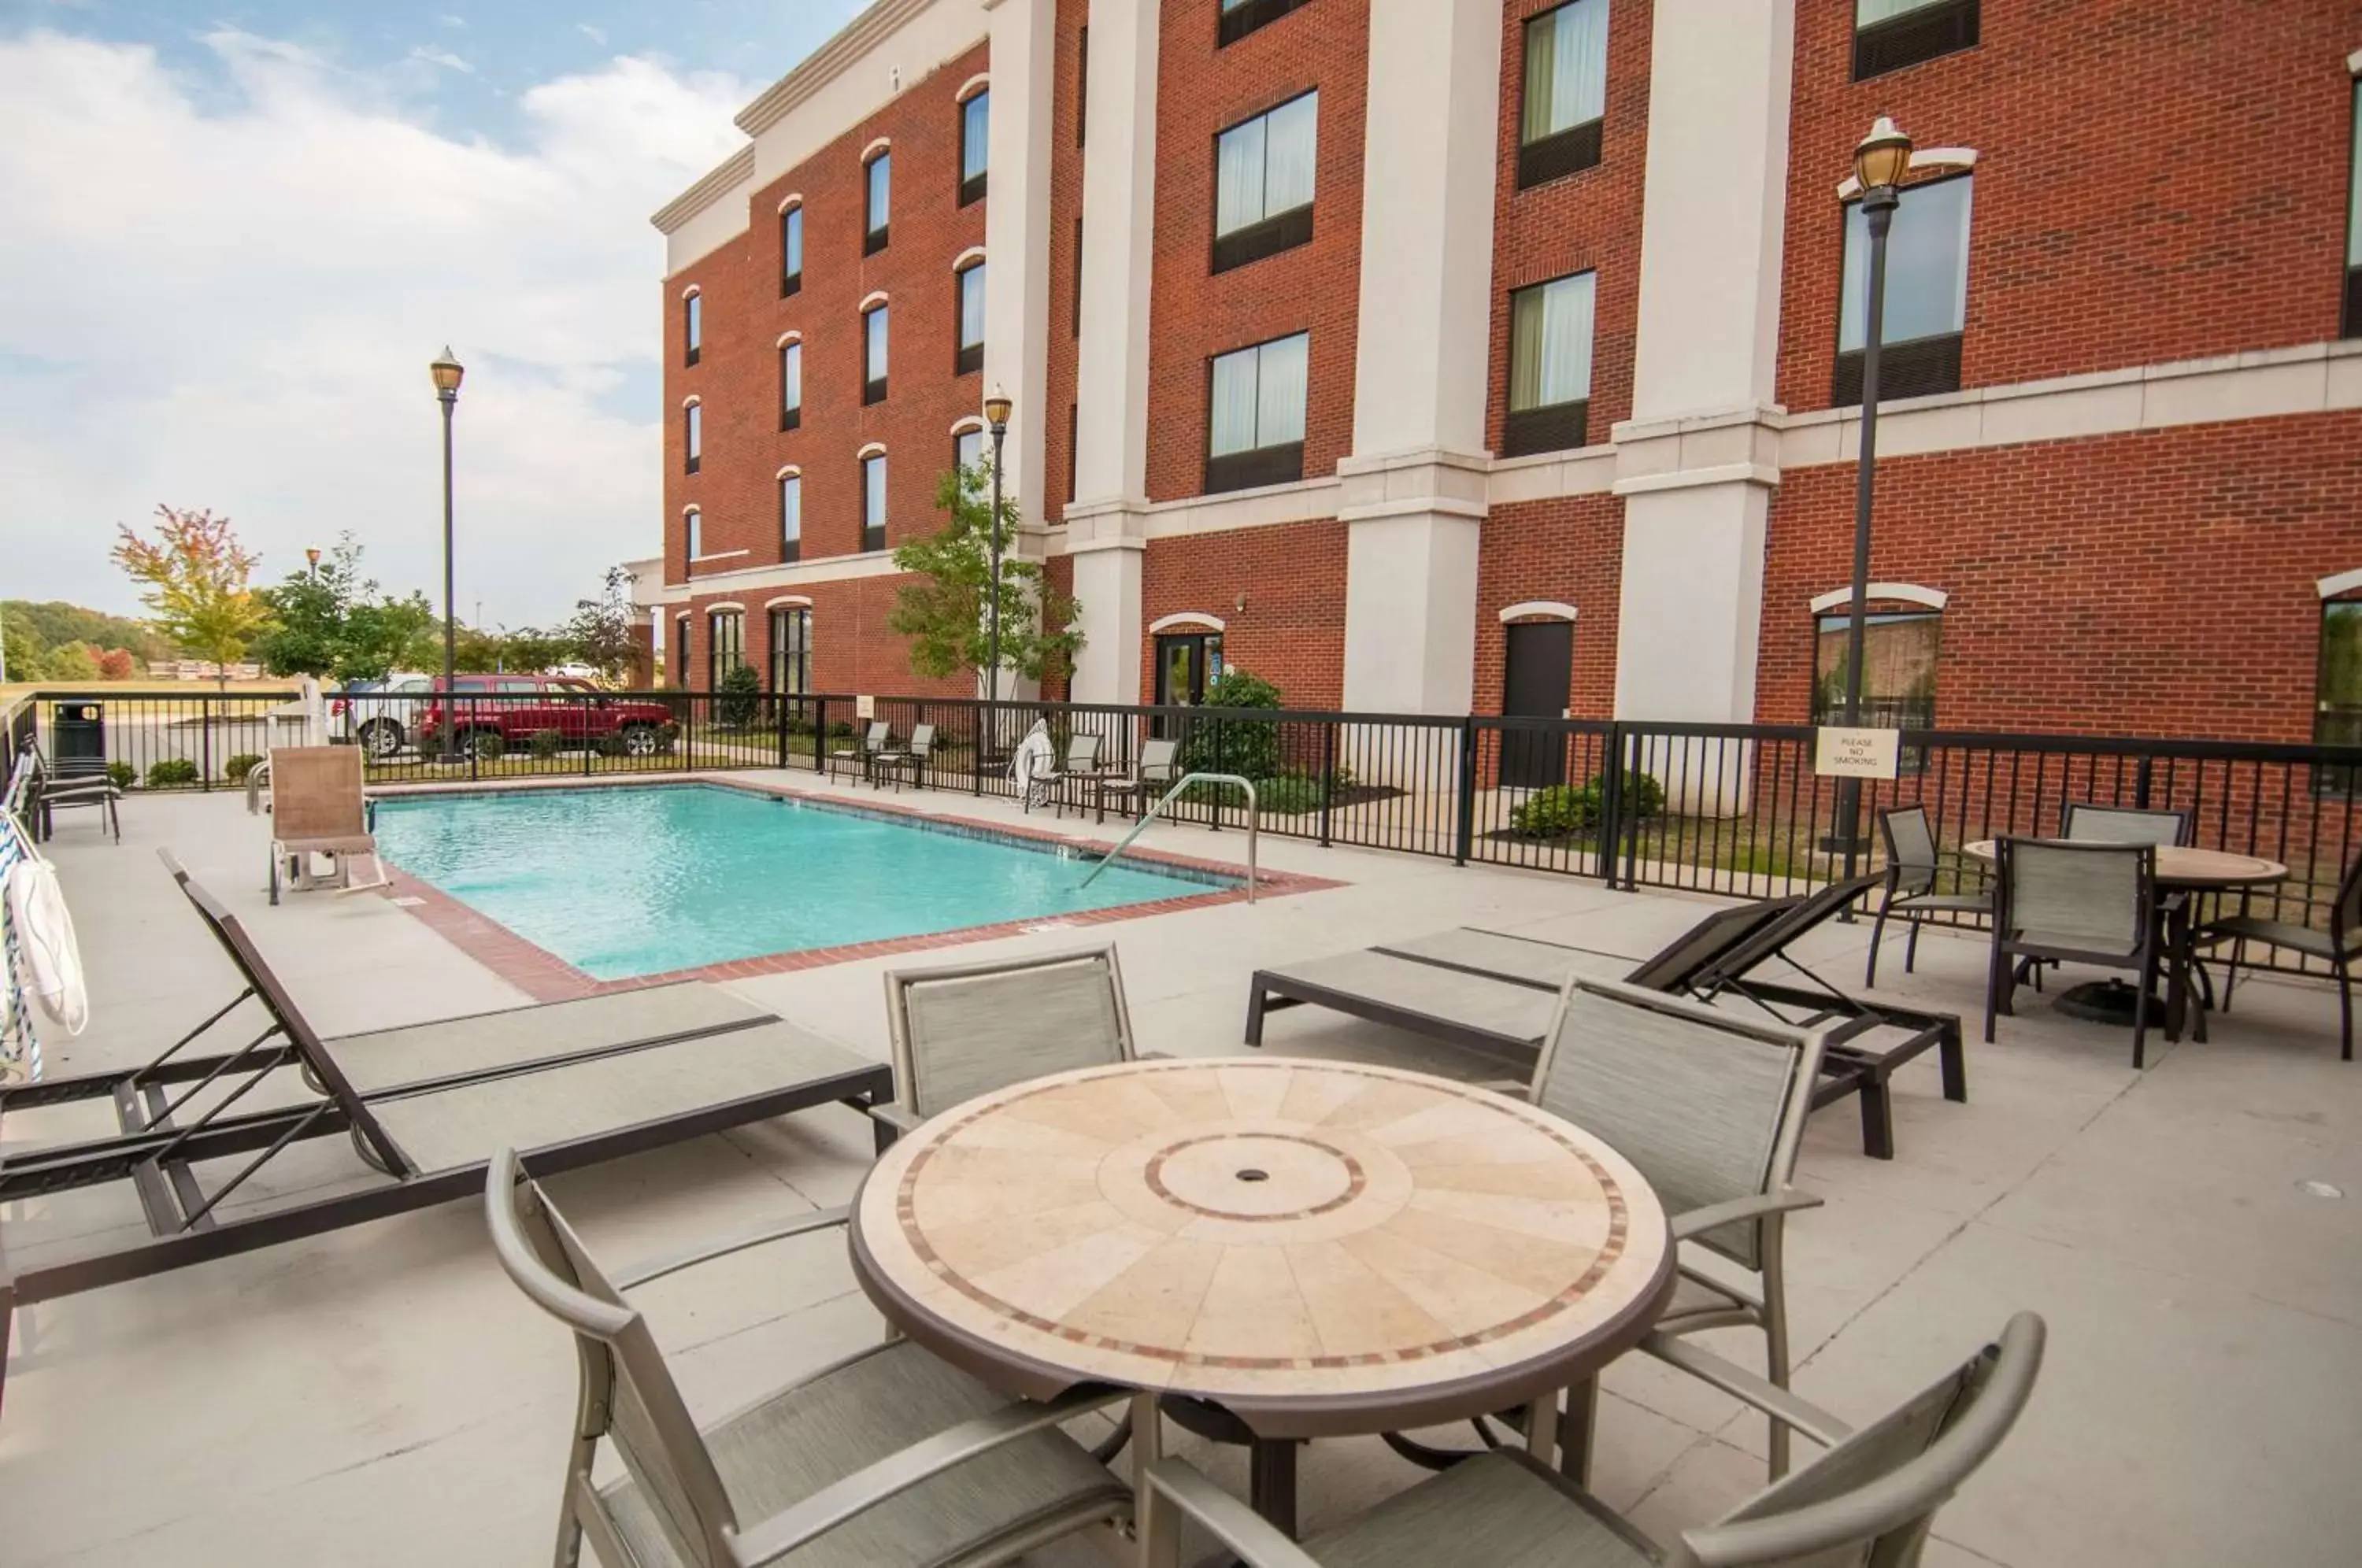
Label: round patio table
xmin=848 ymin=1056 xmax=1674 ymax=1535
xmin=1963 ymin=841 xmax=2287 ymax=1028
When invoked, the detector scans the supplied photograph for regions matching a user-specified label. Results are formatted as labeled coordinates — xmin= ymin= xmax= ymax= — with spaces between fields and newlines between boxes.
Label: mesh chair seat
xmin=1657 ymin=1271 xmax=1749 ymax=1329
xmin=1295 ymin=1451 xmax=1654 ymax=1568
xmin=2198 ymin=915 xmax=2352 ymax=960
xmin=602 ymin=1341 xmax=1128 ymax=1568
xmin=1892 ymin=889 xmax=1992 ymax=915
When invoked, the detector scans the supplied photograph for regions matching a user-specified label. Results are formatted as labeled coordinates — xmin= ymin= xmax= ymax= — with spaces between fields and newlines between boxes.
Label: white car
xmin=334 ymin=674 xmax=434 ymax=757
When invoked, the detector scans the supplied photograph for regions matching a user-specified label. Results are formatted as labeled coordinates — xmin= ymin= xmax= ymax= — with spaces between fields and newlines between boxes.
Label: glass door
xmin=1153 ymin=632 xmax=1223 ymax=738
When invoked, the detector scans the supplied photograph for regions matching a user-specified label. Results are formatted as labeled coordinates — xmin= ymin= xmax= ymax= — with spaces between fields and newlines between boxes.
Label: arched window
xmin=777 ymin=197 xmax=803 ymax=297
xmin=862 ymin=298 xmax=889 ymax=405
xmin=1809 ymin=583 xmax=1946 ymax=741
xmin=681 ymin=285 xmax=702 ymax=367
xmin=955 ymin=254 xmax=986 ymax=376
xmin=778 ymin=333 xmax=802 ymax=431
xmin=863 ymin=144 xmax=891 ymax=253
xmin=958 ymin=82 xmax=990 ymax=205
xmin=769 ymin=601 xmax=813 ymax=695
xmin=682 ymin=398 xmax=702 ymax=475
xmin=777 ymin=466 xmax=802 ymax=562
xmin=682 ymin=505 xmax=702 ymax=564
xmin=861 ymin=447 xmax=887 ymax=552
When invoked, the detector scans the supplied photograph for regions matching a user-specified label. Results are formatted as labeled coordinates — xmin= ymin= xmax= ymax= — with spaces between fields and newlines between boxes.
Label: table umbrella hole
xmin=1235 ymin=1168 xmax=1270 ymax=1183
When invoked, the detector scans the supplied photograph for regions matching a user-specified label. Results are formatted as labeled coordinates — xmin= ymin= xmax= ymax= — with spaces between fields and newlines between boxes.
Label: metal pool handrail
xmin=1079 ymin=772 xmax=1258 ymax=904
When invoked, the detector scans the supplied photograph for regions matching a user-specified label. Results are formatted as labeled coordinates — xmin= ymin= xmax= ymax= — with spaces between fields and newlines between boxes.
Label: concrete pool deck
xmin=3 ymin=776 xmax=2359 ymax=1566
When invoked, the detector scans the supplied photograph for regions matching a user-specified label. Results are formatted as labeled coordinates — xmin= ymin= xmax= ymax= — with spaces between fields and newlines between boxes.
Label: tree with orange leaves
xmin=109 ymin=506 xmax=274 ymax=688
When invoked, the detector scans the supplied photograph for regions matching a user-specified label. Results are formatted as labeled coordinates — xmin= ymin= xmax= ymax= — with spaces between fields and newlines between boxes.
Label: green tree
xmin=1179 ymin=668 xmax=1286 ymax=782
xmin=564 ymin=566 xmax=641 ymax=682
xmin=887 ymin=467 xmax=1083 ymax=687
xmin=35 ymin=641 xmax=102 ymax=683
xmin=1 ymin=612 xmax=37 ymax=683
xmin=109 ymin=506 xmax=273 ymax=688
xmin=716 ymin=661 xmax=763 ymax=727
xmin=256 ymin=534 xmax=439 ymax=682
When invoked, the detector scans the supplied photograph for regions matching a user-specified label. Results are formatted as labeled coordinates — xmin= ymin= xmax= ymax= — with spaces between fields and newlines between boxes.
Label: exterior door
xmin=1500 ymin=621 xmax=1573 ymax=790
xmin=1153 ymin=632 xmax=1222 ymax=738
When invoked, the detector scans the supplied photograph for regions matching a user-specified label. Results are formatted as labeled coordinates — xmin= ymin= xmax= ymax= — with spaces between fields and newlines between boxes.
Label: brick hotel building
xmin=652 ymin=0 xmax=2362 ymax=750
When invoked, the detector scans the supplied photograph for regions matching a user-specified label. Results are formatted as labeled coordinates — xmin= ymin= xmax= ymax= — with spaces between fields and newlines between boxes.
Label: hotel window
xmin=1067 ymin=402 xmax=1079 ymax=505
xmin=1205 ymin=331 xmax=1308 ymax=494
xmin=2345 ymin=79 xmax=2361 ymax=339
xmin=957 ymin=260 xmax=987 ymax=375
xmin=779 ymin=341 xmax=802 ymax=431
xmin=1518 ymin=0 xmax=1609 ymax=189
xmin=1503 ymin=270 xmax=1595 ymax=457
xmin=861 ymin=452 xmax=887 ymax=552
xmin=1219 ymin=0 xmax=1311 ymax=50
xmin=1834 ymin=175 xmax=1972 ymax=405
xmin=674 ymin=615 xmax=690 ymax=685
xmin=707 ymin=610 xmax=745 ymax=692
xmin=771 ymin=606 xmax=813 ymax=695
xmin=779 ymin=473 xmax=802 ymax=563
xmin=956 ymin=426 xmax=985 ymax=476
xmin=1076 ymin=26 xmax=1087 ymax=146
xmin=1213 ymin=91 xmax=1317 ymax=274
xmin=863 ymin=303 xmax=889 ymax=405
xmin=683 ymin=290 xmax=702 ymax=366
xmin=1072 ymin=218 xmax=1085 ymax=337
xmin=780 ymin=205 xmax=803 ymax=297
xmin=683 ymin=401 xmax=702 ymax=474
xmin=961 ymin=89 xmax=990 ymax=205
xmin=1853 ymin=0 xmax=1979 ymax=81
xmin=864 ymin=151 xmax=890 ymax=254
xmin=683 ymin=507 xmax=702 ymax=562
xmin=1813 ymin=608 xmax=1938 ymax=771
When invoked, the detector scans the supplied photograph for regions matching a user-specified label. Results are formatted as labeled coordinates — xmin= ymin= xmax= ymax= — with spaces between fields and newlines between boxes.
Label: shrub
xmin=716 ymin=662 xmax=763 ymax=728
xmin=528 ymin=728 xmax=563 ymax=760
xmin=655 ymin=721 xmax=682 ymax=754
xmin=223 ymin=753 xmax=263 ymax=782
xmin=594 ymin=729 xmax=628 ymax=759
xmin=1601 ymin=770 xmax=1666 ymax=819
xmin=471 ymin=731 xmax=505 ymax=761
xmin=1510 ymin=783 xmax=1601 ymax=839
xmin=1179 ymin=669 xmax=1285 ymax=783
xmin=1253 ymin=773 xmax=1327 ymax=815
xmin=106 ymin=760 xmax=137 ymax=790
xmin=145 ymin=757 xmax=200 ymax=789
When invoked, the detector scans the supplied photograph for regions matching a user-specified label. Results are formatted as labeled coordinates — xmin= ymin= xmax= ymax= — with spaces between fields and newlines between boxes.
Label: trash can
xmin=50 ymin=701 xmax=106 ymax=782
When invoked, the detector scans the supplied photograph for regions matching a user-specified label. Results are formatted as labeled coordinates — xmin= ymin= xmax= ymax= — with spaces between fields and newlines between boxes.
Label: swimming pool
xmin=371 ymin=784 xmax=1233 ymax=981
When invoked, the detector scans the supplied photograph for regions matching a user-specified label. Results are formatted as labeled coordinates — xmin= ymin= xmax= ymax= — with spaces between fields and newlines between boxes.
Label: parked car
xmin=333 ymin=674 xmax=434 ymax=757
xmin=413 ymin=676 xmax=676 ymax=756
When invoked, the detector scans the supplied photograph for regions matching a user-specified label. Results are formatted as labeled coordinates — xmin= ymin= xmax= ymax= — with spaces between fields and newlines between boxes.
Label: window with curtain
xmin=674 ymin=616 xmax=690 ymax=685
xmin=707 ymin=611 xmax=745 ymax=693
xmin=864 ymin=305 xmax=889 ymax=404
xmin=961 ymin=91 xmax=990 ymax=205
xmin=2345 ymin=81 xmax=2361 ymax=340
xmin=779 ymin=475 xmax=802 ymax=562
xmin=1205 ymin=331 xmax=1309 ymax=493
xmin=862 ymin=453 xmax=887 ymax=551
xmin=1503 ymin=270 xmax=1596 ymax=457
xmin=780 ymin=206 xmax=803 ymax=296
xmin=683 ymin=292 xmax=702 ymax=365
xmin=1518 ymin=0 xmax=1609 ymax=188
xmin=770 ymin=607 xmax=813 ymax=695
xmin=1813 ymin=608 xmax=1938 ymax=771
xmin=1219 ymin=0 xmax=1311 ymax=50
xmin=684 ymin=508 xmax=702 ymax=562
xmin=683 ymin=403 xmax=701 ymax=474
xmin=779 ymin=342 xmax=802 ymax=431
xmin=956 ymin=426 xmax=984 ymax=476
xmin=1835 ymin=175 xmax=1971 ymax=404
xmin=1213 ymin=91 xmax=1317 ymax=272
xmin=864 ymin=153 xmax=890 ymax=253
xmin=957 ymin=262 xmax=987 ymax=375
xmin=1853 ymin=0 xmax=1978 ymax=80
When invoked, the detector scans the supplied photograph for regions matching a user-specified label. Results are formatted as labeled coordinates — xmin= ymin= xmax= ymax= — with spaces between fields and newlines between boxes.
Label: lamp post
xmin=429 ymin=346 xmax=465 ymax=760
xmin=982 ymin=387 xmax=1013 ymax=716
xmin=1836 ymin=116 xmax=1912 ymax=878
xmin=305 ymin=546 xmax=321 ymax=581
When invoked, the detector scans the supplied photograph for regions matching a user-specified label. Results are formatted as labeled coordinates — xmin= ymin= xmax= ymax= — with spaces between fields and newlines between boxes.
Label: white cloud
xmin=0 ymin=28 xmax=750 ymax=625
xmin=406 ymin=44 xmax=473 ymax=74
xmin=579 ymin=24 xmax=608 ymax=46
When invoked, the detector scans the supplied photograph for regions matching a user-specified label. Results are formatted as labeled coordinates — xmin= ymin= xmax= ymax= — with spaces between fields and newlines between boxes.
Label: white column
xmin=1612 ymin=0 xmax=1795 ymax=808
xmin=983 ymin=0 xmax=1054 ymax=528
xmin=1064 ymin=0 xmax=1160 ymax=704
xmin=1338 ymin=0 xmax=1501 ymax=716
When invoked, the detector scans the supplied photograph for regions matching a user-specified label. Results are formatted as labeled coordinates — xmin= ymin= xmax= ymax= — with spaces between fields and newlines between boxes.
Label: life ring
xmin=6 ymin=854 xmax=89 ymax=1035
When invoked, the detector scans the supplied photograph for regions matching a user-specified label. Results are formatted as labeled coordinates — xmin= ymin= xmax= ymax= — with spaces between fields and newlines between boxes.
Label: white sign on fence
xmin=856 ymin=694 xmax=877 ymax=719
xmin=1815 ymin=726 xmax=1901 ymax=780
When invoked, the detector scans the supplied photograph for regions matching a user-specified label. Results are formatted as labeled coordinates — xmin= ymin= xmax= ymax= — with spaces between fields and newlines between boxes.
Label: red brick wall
xmin=1779 ymin=3 xmax=2361 ymax=414
xmin=1758 ymin=412 xmax=2362 ymax=741
xmin=663 ymin=38 xmax=993 ymax=675
xmin=1486 ymin=0 xmax=1652 ymax=451
xmin=1474 ymin=495 xmax=1625 ymax=719
xmin=1138 ymin=521 xmax=1349 ymax=705
xmin=1143 ymin=0 xmax=1368 ymax=502
xmin=1044 ymin=0 xmax=1090 ymax=523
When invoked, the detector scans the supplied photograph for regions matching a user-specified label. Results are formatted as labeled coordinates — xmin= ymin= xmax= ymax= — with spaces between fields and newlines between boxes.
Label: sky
xmin=0 ymin=0 xmax=868 ymax=629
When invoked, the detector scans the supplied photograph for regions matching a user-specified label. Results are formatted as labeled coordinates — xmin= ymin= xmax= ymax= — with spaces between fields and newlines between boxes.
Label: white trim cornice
xmin=1499 ymin=601 xmax=1579 ymax=624
xmin=1809 ymin=582 xmax=1948 ymax=612
xmin=651 ymin=146 xmax=755 ymax=233
xmin=735 ymin=0 xmax=935 ymax=136
xmin=1149 ymin=612 xmax=1226 ymax=634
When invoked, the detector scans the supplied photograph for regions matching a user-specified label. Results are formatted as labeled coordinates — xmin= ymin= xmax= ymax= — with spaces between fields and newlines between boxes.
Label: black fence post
xmin=776 ymin=694 xmax=790 ymax=771
xmin=1453 ymin=716 xmax=1477 ymax=867
xmin=199 ymin=696 xmax=214 ymax=790
xmin=974 ymin=697 xmax=987 ymax=797
xmin=1318 ymin=721 xmax=1336 ymax=849
xmin=1597 ymin=723 xmax=1624 ymax=886
xmin=2134 ymin=754 xmax=2153 ymax=810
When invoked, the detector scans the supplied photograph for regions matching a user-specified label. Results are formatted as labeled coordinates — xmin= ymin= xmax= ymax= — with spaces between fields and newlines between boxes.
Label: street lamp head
xmin=983 ymin=386 xmax=1013 ymax=431
xmin=305 ymin=547 xmax=321 ymax=571
xmin=429 ymin=346 xmax=465 ymax=401
xmin=1852 ymin=116 xmax=1914 ymax=195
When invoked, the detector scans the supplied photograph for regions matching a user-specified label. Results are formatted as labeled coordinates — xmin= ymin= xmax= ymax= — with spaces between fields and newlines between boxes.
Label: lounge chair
xmin=871 ymin=721 xmax=935 ymax=792
xmin=265 ymin=745 xmax=383 ymax=903
xmin=1093 ymin=737 xmax=1182 ymax=823
xmin=0 ymin=850 xmax=891 ymax=1415
xmin=485 ymin=1147 xmax=1132 ymax=1568
xmin=1137 ymin=1314 xmax=2045 ymax=1568
xmin=828 ymin=720 xmax=893 ymax=785
xmin=8 ymin=738 xmax=120 ymax=845
xmin=1245 ymin=875 xmax=1967 ymax=1159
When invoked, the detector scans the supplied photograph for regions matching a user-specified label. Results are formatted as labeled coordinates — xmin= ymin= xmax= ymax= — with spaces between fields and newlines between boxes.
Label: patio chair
xmin=828 ymin=720 xmax=893 ymax=785
xmin=2063 ymin=801 xmax=2191 ymax=846
xmin=1038 ymin=733 xmax=1104 ymax=818
xmin=484 ymin=1147 xmax=1131 ymax=1568
xmin=1864 ymin=805 xmax=1991 ymax=987
xmin=871 ymin=722 xmax=935 ymax=792
xmin=1137 ymin=1313 xmax=2045 ymax=1568
xmin=1094 ymin=738 xmax=1183 ymax=823
xmin=2197 ymin=849 xmax=2362 ymax=1062
xmin=1987 ymin=836 xmax=2162 ymax=1067
xmin=10 ymin=738 xmax=120 ymax=844
xmin=265 ymin=745 xmax=383 ymax=904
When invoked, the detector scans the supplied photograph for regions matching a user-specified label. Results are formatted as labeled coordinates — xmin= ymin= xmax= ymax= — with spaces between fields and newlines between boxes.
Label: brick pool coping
xmin=370 ymin=773 xmax=1341 ymax=1001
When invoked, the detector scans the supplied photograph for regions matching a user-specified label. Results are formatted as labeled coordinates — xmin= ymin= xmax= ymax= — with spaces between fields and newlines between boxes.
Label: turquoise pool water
xmin=372 ymin=785 xmax=1227 ymax=980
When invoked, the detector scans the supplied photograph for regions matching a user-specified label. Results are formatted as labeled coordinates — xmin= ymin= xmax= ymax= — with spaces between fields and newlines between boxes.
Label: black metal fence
xmin=14 ymin=687 xmax=2362 ymax=974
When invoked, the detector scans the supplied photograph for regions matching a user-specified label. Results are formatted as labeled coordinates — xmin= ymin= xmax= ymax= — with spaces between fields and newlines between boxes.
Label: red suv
xmin=413 ymin=677 xmax=676 ymax=756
